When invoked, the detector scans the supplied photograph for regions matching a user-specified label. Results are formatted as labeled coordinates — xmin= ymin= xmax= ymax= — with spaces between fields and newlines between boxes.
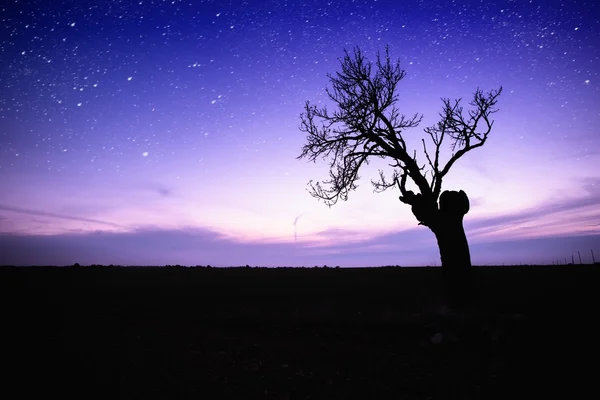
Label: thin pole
xmin=572 ymin=254 xmax=575 ymax=264
xmin=578 ymin=251 xmax=582 ymax=264
xmin=592 ymin=249 xmax=596 ymax=264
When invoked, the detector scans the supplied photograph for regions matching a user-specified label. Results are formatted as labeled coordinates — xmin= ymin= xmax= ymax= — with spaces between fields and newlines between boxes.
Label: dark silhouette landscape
xmin=1 ymin=1 xmax=599 ymax=398
xmin=2 ymin=264 xmax=599 ymax=399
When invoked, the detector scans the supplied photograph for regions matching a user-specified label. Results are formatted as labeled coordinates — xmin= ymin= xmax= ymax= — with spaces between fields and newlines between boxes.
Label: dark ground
xmin=1 ymin=265 xmax=599 ymax=399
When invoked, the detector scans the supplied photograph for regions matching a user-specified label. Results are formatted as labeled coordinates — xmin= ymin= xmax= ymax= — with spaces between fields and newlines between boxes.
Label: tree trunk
xmin=434 ymin=220 xmax=473 ymax=308
xmin=433 ymin=190 xmax=474 ymax=309
xmin=404 ymin=189 xmax=475 ymax=308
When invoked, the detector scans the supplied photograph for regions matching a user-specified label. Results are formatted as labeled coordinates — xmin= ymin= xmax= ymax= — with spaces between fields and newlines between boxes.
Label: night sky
xmin=1 ymin=0 xmax=599 ymax=267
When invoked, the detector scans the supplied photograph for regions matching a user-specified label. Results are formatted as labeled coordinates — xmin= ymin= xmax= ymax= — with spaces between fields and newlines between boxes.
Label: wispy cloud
xmin=0 ymin=204 xmax=125 ymax=229
xmin=151 ymin=184 xmax=174 ymax=198
xmin=464 ymin=177 xmax=600 ymax=239
xmin=293 ymin=214 xmax=303 ymax=241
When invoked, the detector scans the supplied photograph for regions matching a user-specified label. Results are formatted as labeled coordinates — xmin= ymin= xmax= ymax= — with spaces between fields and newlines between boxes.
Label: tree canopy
xmin=298 ymin=46 xmax=502 ymax=212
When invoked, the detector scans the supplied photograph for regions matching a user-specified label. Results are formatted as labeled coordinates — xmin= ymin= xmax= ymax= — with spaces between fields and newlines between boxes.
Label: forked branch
xmin=298 ymin=46 xmax=502 ymax=208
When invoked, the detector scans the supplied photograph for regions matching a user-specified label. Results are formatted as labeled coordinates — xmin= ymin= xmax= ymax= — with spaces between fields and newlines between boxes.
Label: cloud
xmin=2 ymin=177 xmax=599 ymax=267
xmin=0 ymin=204 xmax=125 ymax=229
xmin=3 ymin=221 xmax=597 ymax=267
xmin=0 ymin=224 xmax=431 ymax=267
xmin=464 ymin=178 xmax=600 ymax=239
xmin=152 ymin=185 xmax=174 ymax=198
xmin=293 ymin=214 xmax=303 ymax=241
xmin=0 ymin=227 xmax=230 ymax=266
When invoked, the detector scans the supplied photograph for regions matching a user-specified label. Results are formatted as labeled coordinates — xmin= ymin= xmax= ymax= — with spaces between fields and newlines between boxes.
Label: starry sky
xmin=1 ymin=0 xmax=599 ymax=267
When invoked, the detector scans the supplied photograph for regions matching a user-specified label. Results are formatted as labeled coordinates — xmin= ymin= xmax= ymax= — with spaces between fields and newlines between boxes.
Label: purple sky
xmin=1 ymin=0 xmax=599 ymax=267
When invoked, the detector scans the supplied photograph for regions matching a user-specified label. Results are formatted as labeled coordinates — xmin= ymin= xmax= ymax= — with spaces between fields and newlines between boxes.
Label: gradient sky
xmin=1 ymin=0 xmax=599 ymax=267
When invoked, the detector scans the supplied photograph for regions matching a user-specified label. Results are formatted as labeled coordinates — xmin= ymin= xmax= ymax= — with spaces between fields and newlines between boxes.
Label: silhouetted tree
xmin=298 ymin=46 xmax=502 ymax=308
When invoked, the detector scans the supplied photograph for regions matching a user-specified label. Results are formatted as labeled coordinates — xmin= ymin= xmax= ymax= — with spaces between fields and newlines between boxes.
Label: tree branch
xmin=429 ymin=87 xmax=503 ymax=198
xmin=297 ymin=46 xmax=502 ymax=209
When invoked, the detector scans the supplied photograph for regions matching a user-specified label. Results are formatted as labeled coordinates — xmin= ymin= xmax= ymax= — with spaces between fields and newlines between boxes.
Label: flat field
xmin=2 ymin=265 xmax=598 ymax=399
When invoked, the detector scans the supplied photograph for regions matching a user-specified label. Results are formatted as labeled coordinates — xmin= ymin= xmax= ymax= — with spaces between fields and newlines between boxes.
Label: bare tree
xmin=298 ymin=47 xmax=502 ymax=308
